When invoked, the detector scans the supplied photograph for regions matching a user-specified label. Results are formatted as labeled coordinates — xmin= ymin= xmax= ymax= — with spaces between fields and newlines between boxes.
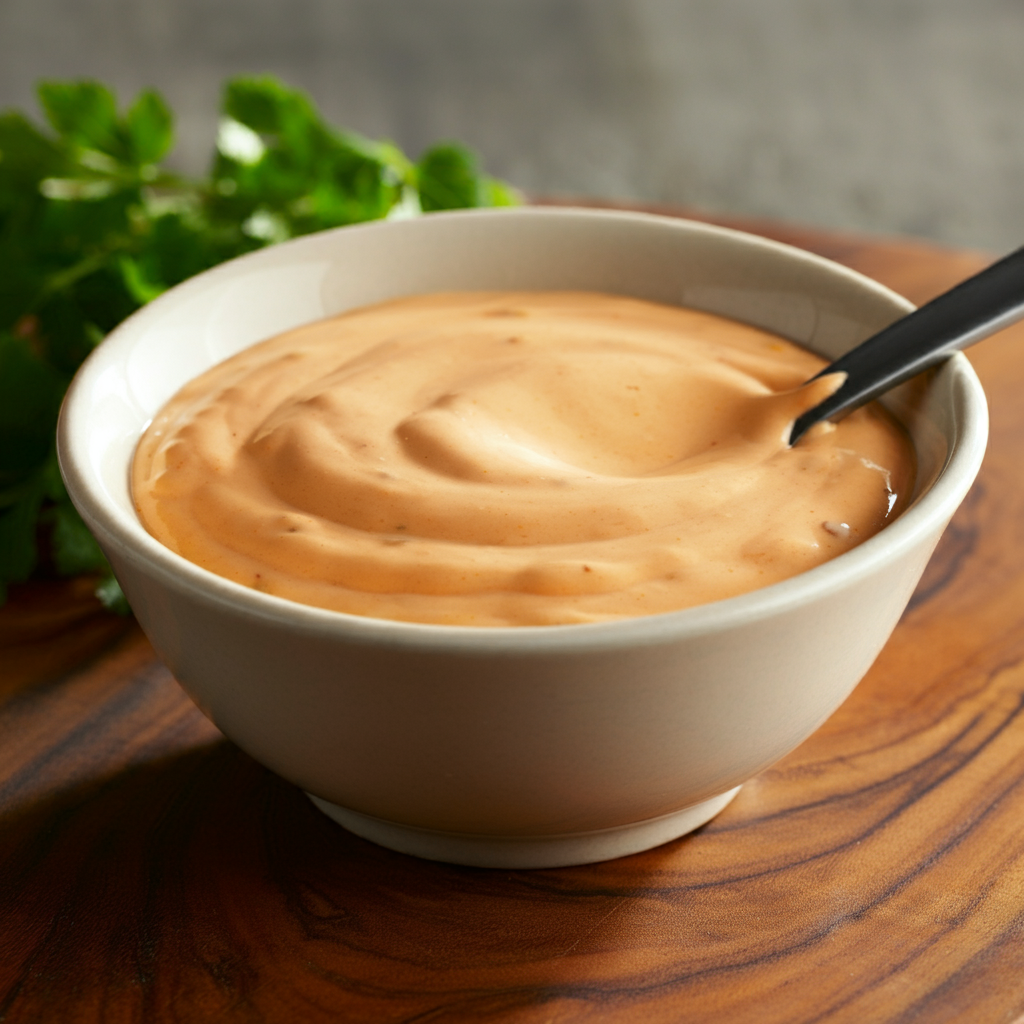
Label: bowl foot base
xmin=306 ymin=787 xmax=742 ymax=868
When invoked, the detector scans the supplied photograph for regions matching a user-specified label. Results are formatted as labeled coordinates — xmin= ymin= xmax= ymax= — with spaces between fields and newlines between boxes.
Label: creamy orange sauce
xmin=133 ymin=292 xmax=914 ymax=626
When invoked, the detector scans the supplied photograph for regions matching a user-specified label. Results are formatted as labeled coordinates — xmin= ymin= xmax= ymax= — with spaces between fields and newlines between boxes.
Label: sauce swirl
xmin=132 ymin=292 xmax=915 ymax=625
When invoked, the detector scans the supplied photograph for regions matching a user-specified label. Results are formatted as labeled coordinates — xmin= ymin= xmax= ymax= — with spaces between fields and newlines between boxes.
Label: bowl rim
xmin=57 ymin=206 xmax=990 ymax=655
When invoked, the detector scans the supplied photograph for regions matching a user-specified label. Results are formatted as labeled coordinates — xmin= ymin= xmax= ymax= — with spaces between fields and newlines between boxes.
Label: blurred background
xmin=1 ymin=0 xmax=1022 ymax=252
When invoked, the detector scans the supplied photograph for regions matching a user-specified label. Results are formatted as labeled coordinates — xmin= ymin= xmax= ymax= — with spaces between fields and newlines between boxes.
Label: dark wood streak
xmin=2 ymin=214 xmax=1024 ymax=1023
xmin=890 ymin=910 xmax=1024 ymax=1024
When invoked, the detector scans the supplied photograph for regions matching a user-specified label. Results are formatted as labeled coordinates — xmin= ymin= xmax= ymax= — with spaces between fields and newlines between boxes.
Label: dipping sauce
xmin=132 ymin=291 xmax=915 ymax=626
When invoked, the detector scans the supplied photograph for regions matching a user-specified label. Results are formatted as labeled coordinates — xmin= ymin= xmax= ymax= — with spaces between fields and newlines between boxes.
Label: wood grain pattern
xmin=2 ymin=212 xmax=1023 ymax=1023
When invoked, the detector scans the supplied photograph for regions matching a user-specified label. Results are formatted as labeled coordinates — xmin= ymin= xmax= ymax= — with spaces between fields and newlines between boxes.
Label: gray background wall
xmin=2 ymin=0 xmax=1022 ymax=252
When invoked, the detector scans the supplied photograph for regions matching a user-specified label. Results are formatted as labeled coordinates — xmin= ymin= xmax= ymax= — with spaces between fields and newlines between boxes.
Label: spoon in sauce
xmin=788 ymin=245 xmax=1024 ymax=445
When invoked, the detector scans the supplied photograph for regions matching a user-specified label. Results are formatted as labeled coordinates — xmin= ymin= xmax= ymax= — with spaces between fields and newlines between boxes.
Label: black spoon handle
xmin=788 ymin=244 xmax=1024 ymax=445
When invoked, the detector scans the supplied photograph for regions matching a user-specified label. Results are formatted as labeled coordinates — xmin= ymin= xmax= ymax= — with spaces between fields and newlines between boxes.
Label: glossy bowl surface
xmin=58 ymin=208 xmax=988 ymax=867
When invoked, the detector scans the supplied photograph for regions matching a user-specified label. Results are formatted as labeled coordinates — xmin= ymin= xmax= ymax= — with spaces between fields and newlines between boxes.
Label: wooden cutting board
xmin=2 ymin=208 xmax=1022 ymax=1024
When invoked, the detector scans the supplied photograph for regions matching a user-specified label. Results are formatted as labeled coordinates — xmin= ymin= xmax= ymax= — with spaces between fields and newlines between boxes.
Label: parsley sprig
xmin=0 ymin=76 xmax=518 ymax=611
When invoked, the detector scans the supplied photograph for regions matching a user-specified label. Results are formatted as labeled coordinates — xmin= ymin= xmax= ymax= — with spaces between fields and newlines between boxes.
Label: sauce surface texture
xmin=132 ymin=291 xmax=915 ymax=625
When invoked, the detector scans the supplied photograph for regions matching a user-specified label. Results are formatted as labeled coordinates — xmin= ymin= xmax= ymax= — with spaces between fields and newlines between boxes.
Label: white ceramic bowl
xmin=58 ymin=208 xmax=987 ymax=868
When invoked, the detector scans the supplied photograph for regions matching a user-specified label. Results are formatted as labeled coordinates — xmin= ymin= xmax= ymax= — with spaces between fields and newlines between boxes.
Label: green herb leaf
xmin=38 ymin=80 xmax=122 ymax=157
xmin=126 ymin=88 xmax=174 ymax=166
xmin=119 ymin=255 xmax=166 ymax=304
xmin=0 ymin=112 xmax=67 ymax=197
xmin=95 ymin=572 xmax=130 ymax=615
xmin=222 ymin=76 xmax=318 ymax=139
xmin=416 ymin=142 xmax=485 ymax=212
xmin=482 ymin=176 xmax=521 ymax=208
xmin=0 ymin=475 xmax=46 ymax=596
xmin=0 ymin=332 xmax=64 ymax=487
xmin=50 ymin=500 xmax=108 ymax=576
